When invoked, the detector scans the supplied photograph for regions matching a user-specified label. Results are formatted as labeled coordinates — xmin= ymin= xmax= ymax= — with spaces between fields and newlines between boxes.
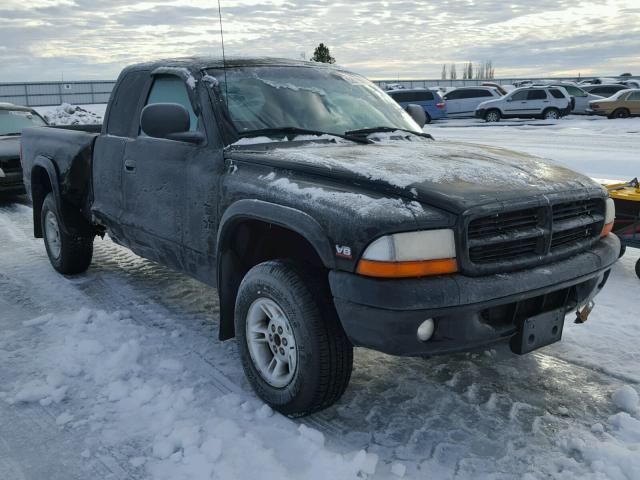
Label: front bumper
xmin=330 ymin=235 xmax=620 ymax=356
xmin=475 ymin=109 xmax=486 ymax=119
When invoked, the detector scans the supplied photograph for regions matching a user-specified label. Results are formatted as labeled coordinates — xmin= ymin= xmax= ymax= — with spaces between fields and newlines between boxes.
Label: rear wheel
xmin=235 ymin=260 xmax=353 ymax=416
xmin=485 ymin=109 xmax=501 ymax=122
xmin=41 ymin=193 xmax=93 ymax=274
xmin=424 ymin=112 xmax=432 ymax=124
xmin=636 ymin=259 xmax=640 ymax=279
xmin=611 ymin=108 xmax=630 ymax=119
xmin=543 ymin=108 xmax=560 ymax=120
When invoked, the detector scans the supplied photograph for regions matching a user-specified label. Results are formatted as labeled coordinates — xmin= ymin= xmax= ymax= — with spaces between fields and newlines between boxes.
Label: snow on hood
xmin=265 ymin=136 xmax=594 ymax=193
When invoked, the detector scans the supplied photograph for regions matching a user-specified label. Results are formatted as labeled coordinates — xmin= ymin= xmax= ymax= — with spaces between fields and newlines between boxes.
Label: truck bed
xmin=21 ymin=125 xmax=100 ymax=211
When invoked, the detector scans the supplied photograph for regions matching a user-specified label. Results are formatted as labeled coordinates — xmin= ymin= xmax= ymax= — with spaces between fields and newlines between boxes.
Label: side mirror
xmin=140 ymin=103 xmax=203 ymax=144
xmin=405 ymin=104 xmax=427 ymax=127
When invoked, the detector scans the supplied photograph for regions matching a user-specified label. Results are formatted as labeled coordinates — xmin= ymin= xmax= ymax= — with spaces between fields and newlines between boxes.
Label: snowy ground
xmin=1 ymin=111 xmax=639 ymax=480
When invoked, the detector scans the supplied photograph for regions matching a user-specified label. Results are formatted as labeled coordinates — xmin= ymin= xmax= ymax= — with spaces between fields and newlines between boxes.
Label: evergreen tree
xmin=311 ymin=43 xmax=336 ymax=64
xmin=450 ymin=63 xmax=457 ymax=80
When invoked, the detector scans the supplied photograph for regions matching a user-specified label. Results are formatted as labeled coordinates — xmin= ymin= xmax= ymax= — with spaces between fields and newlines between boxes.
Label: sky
xmin=1 ymin=0 xmax=639 ymax=82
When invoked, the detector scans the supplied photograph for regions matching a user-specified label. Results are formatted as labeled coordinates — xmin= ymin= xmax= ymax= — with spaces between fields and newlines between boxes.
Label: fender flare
xmin=216 ymin=199 xmax=336 ymax=273
xmin=30 ymin=155 xmax=65 ymax=237
xmin=215 ymin=199 xmax=336 ymax=340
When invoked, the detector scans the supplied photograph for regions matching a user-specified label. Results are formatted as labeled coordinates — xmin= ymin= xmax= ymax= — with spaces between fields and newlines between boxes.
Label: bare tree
xmin=450 ymin=63 xmax=457 ymax=80
xmin=441 ymin=64 xmax=448 ymax=80
xmin=467 ymin=62 xmax=474 ymax=80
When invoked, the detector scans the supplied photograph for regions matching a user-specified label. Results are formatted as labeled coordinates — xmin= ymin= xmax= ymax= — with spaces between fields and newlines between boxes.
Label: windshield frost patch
xmin=253 ymin=75 xmax=327 ymax=96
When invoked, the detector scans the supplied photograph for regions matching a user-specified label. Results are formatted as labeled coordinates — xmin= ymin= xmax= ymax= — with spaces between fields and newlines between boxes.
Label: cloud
xmin=0 ymin=0 xmax=638 ymax=81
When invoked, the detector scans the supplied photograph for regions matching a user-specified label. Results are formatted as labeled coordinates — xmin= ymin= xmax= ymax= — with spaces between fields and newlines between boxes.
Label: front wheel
xmin=636 ymin=258 xmax=640 ymax=279
xmin=235 ymin=260 xmax=353 ymax=416
xmin=41 ymin=193 xmax=93 ymax=274
xmin=543 ymin=108 xmax=560 ymax=120
xmin=485 ymin=109 xmax=501 ymax=122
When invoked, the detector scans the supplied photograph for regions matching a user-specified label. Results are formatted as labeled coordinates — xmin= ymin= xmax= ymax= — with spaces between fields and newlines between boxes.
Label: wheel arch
xmin=216 ymin=199 xmax=336 ymax=341
xmin=30 ymin=156 xmax=62 ymax=238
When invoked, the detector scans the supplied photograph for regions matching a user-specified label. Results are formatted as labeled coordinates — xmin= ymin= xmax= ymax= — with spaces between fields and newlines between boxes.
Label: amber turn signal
xmin=356 ymin=258 xmax=458 ymax=278
xmin=601 ymin=221 xmax=614 ymax=238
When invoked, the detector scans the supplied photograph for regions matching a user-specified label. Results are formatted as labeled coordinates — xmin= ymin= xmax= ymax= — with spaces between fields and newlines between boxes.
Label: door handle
xmin=124 ymin=159 xmax=136 ymax=172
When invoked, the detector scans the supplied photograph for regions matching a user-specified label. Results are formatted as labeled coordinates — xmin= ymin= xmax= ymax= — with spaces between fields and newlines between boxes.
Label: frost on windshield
xmin=253 ymin=74 xmax=328 ymax=96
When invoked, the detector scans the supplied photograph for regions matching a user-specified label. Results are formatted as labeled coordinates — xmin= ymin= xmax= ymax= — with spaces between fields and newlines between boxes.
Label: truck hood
xmin=232 ymin=136 xmax=601 ymax=213
xmin=0 ymin=136 xmax=20 ymax=161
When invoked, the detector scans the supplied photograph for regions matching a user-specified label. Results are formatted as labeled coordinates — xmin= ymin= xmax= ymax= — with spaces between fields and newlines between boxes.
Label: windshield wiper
xmin=237 ymin=127 xmax=371 ymax=145
xmin=345 ymin=127 xmax=433 ymax=139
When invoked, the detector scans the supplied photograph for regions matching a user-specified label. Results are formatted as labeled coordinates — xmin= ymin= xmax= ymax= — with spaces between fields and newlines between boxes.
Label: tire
xmin=424 ymin=113 xmax=432 ymax=124
xmin=619 ymin=244 xmax=626 ymax=258
xmin=611 ymin=108 xmax=630 ymax=119
xmin=636 ymin=258 xmax=640 ymax=280
xmin=235 ymin=260 xmax=353 ymax=416
xmin=485 ymin=109 xmax=500 ymax=122
xmin=41 ymin=193 xmax=93 ymax=274
xmin=543 ymin=108 xmax=560 ymax=120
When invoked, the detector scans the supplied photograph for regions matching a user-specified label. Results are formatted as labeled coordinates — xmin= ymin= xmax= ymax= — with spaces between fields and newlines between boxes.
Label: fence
xmin=0 ymin=80 xmax=116 ymax=107
xmin=371 ymin=76 xmax=640 ymax=89
xmin=2 ymin=76 xmax=639 ymax=107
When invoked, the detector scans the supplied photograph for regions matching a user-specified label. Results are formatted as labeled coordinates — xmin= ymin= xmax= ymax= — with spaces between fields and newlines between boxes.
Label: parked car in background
xmin=475 ymin=86 xmax=571 ymax=122
xmin=480 ymin=82 xmax=509 ymax=95
xmin=619 ymin=80 xmax=640 ymax=89
xmin=587 ymin=89 xmax=640 ymax=118
xmin=532 ymin=83 xmax=604 ymax=114
xmin=582 ymin=84 xmax=628 ymax=97
xmin=443 ymin=87 xmax=501 ymax=117
xmin=387 ymin=88 xmax=446 ymax=123
xmin=0 ymin=103 xmax=47 ymax=195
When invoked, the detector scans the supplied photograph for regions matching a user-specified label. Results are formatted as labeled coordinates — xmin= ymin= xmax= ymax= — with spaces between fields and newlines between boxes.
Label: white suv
xmin=443 ymin=87 xmax=502 ymax=118
xmin=475 ymin=87 xmax=572 ymax=122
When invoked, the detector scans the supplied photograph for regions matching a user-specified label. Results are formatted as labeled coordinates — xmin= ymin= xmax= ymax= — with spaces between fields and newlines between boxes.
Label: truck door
xmin=92 ymin=70 xmax=149 ymax=230
xmin=119 ymin=74 xmax=206 ymax=271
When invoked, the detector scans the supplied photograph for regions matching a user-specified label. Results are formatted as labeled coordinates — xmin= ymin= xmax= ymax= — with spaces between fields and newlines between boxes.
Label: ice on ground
xmin=1 ymin=308 xmax=383 ymax=480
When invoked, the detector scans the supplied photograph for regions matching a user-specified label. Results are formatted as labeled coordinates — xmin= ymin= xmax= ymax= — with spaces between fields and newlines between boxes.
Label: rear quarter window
xmin=106 ymin=70 xmax=150 ymax=137
xmin=549 ymin=89 xmax=565 ymax=99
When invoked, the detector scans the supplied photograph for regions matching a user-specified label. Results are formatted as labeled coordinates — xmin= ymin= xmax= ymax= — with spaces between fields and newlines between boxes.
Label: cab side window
xmin=527 ymin=90 xmax=547 ymax=100
xmin=510 ymin=90 xmax=528 ymax=101
xmin=144 ymin=75 xmax=198 ymax=132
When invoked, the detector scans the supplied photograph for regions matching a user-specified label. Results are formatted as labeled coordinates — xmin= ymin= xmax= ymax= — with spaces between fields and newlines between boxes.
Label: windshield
xmin=208 ymin=66 xmax=421 ymax=137
xmin=0 ymin=109 xmax=46 ymax=136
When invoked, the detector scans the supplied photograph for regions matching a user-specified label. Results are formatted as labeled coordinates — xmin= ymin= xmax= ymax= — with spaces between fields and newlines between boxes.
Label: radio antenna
xmin=216 ymin=0 xmax=229 ymax=105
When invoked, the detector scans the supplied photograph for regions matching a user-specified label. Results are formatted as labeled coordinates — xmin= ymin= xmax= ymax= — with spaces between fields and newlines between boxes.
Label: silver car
xmin=533 ymin=83 xmax=604 ymax=114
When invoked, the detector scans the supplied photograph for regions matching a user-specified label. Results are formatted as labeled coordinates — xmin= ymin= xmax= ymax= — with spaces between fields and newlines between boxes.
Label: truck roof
xmin=122 ymin=56 xmax=344 ymax=74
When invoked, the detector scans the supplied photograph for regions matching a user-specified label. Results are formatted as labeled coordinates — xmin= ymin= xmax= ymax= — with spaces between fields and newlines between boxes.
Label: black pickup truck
xmin=21 ymin=57 xmax=619 ymax=416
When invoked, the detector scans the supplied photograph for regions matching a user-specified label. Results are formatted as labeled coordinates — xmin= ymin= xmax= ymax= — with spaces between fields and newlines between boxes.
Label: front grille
xmin=466 ymin=198 xmax=605 ymax=269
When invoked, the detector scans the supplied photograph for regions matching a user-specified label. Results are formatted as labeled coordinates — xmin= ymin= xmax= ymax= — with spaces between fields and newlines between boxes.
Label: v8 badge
xmin=335 ymin=244 xmax=352 ymax=259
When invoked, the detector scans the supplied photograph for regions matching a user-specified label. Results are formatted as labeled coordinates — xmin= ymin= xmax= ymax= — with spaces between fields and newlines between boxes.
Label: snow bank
xmin=41 ymin=103 xmax=102 ymax=125
xmin=612 ymin=386 xmax=639 ymax=413
xmin=2 ymin=308 xmax=380 ymax=479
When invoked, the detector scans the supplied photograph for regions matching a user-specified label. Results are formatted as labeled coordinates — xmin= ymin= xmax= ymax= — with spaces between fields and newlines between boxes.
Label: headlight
xmin=357 ymin=229 xmax=458 ymax=278
xmin=601 ymin=198 xmax=615 ymax=237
